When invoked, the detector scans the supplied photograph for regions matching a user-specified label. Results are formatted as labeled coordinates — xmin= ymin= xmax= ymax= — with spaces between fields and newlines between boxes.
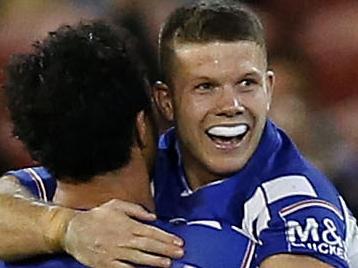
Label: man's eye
xmin=240 ymin=79 xmax=256 ymax=87
xmin=195 ymin=82 xmax=214 ymax=91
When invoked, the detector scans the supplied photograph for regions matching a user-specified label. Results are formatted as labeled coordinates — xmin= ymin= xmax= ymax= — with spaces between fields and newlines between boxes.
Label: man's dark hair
xmin=5 ymin=21 xmax=151 ymax=182
xmin=159 ymin=0 xmax=266 ymax=83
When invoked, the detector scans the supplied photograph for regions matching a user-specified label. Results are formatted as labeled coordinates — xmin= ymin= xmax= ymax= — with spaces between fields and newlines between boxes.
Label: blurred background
xmin=0 ymin=0 xmax=357 ymax=215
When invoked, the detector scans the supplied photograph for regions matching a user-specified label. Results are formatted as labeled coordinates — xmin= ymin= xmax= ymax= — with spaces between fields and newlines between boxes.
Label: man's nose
xmin=215 ymin=87 xmax=245 ymax=117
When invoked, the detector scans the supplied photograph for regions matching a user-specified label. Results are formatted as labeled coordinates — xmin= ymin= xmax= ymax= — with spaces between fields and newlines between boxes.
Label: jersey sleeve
xmin=5 ymin=167 xmax=56 ymax=201
xmin=255 ymin=197 xmax=349 ymax=268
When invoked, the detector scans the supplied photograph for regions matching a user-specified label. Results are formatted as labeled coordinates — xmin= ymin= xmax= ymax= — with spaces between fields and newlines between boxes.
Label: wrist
xmin=41 ymin=205 xmax=77 ymax=253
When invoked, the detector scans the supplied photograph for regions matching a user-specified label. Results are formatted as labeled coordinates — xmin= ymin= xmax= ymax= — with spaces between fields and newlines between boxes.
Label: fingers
xmin=94 ymin=260 xmax=135 ymax=268
xmin=132 ymin=220 xmax=184 ymax=247
xmin=105 ymin=199 xmax=156 ymax=222
xmin=113 ymin=248 xmax=172 ymax=268
xmin=102 ymin=261 xmax=135 ymax=268
xmin=128 ymin=236 xmax=184 ymax=259
xmin=124 ymin=204 xmax=156 ymax=222
xmin=64 ymin=199 xmax=184 ymax=267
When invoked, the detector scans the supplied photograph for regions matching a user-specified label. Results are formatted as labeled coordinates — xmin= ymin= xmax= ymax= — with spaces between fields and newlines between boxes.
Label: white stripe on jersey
xmin=242 ymin=186 xmax=270 ymax=243
xmin=242 ymin=175 xmax=318 ymax=242
xmin=187 ymin=220 xmax=222 ymax=230
xmin=262 ymin=175 xmax=317 ymax=204
xmin=25 ymin=168 xmax=48 ymax=201
xmin=240 ymin=240 xmax=256 ymax=268
xmin=280 ymin=199 xmax=344 ymax=220
xmin=231 ymin=225 xmax=252 ymax=238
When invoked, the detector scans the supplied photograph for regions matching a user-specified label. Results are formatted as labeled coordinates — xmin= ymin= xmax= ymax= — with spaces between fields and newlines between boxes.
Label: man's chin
xmin=207 ymin=161 xmax=247 ymax=178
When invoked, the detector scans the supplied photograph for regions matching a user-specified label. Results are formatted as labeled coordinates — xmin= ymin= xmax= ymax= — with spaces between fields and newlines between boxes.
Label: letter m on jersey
xmin=287 ymin=218 xmax=320 ymax=245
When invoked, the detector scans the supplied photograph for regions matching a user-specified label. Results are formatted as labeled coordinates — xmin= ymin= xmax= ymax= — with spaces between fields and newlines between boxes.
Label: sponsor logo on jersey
xmin=287 ymin=217 xmax=347 ymax=260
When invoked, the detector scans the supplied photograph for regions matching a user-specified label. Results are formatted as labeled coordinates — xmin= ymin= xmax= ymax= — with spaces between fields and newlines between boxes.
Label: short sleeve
xmin=5 ymin=167 xmax=56 ymax=201
xmin=256 ymin=198 xmax=349 ymax=268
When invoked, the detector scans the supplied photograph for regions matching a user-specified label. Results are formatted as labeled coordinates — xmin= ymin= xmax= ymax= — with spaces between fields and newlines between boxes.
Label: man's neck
xmin=180 ymin=150 xmax=220 ymax=191
xmin=53 ymin=148 xmax=154 ymax=212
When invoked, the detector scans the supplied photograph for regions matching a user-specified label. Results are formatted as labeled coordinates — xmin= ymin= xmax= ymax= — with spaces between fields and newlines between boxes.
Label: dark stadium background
xmin=0 ymin=0 xmax=357 ymax=215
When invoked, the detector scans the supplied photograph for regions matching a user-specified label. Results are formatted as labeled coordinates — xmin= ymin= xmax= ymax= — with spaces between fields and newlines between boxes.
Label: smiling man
xmin=151 ymin=1 xmax=354 ymax=267
xmin=156 ymin=41 xmax=272 ymax=189
xmin=154 ymin=2 xmax=274 ymax=190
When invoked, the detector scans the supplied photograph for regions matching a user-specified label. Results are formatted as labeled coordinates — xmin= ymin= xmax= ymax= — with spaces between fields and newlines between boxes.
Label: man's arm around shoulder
xmin=0 ymin=175 xmax=184 ymax=267
xmin=0 ymin=175 xmax=75 ymax=261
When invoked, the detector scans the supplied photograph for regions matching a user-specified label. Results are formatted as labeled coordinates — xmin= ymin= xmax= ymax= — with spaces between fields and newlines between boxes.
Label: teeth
xmin=207 ymin=125 xmax=248 ymax=138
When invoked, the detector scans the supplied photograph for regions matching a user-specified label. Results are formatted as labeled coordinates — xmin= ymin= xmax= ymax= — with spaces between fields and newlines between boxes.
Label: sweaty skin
xmin=155 ymin=41 xmax=274 ymax=189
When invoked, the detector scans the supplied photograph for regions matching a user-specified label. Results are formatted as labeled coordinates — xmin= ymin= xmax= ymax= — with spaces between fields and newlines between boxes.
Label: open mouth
xmin=205 ymin=124 xmax=250 ymax=149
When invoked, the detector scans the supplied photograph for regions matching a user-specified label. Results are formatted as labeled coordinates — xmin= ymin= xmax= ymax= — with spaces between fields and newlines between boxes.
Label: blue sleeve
xmin=256 ymin=197 xmax=349 ymax=268
xmin=6 ymin=167 xmax=57 ymax=201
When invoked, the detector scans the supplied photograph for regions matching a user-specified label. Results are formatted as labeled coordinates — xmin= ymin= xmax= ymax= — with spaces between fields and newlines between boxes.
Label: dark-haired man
xmin=1 ymin=1 xmax=358 ymax=268
xmin=0 ymin=20 xmax=255 ymax=268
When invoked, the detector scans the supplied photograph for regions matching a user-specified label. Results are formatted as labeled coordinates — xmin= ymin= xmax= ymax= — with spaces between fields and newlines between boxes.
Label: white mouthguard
xmin=207 ymin=124 xmax=248 ymax=138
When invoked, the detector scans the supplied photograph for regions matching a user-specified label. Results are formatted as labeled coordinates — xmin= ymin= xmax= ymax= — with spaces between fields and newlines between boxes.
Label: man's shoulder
xmin=249 ymin=172 xmax=346 ymax=241
xmin=257 ymin=124 xmax=342 ymax=209
xmin=5 ymin=166 xmax=56 ymax=201
xmin=242 ymin=143 xmax=350 ymax=268
xmin=259 ymin=172 xmax=340 ymax=205
xmin=248 ymin=173 xmax=349 ymax=268
xmin=241 ymin=122 xmax=341 ymax=210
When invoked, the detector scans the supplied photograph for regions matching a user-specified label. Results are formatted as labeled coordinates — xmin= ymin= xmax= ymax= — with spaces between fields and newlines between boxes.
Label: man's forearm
xmin=0 ymin=176 xmax=75 ymax=261
xmin=0 ymin=176 xmax=183 ymax=267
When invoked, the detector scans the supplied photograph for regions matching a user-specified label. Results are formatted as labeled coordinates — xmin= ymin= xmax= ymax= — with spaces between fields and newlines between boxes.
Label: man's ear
xmin=135 ymin=110 xmax=147 ymax=148
xmin=152 ymin=81 xmax=174 ymax=122
xmin=266 ymin=70 xmax=275 ymax=111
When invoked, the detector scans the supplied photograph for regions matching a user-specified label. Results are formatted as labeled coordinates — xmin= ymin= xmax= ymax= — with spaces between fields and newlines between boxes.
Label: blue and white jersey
xmin=153 ymin=120 xmax=352 ymax=268
xmin=2 ymin=167 xmax=254 ymax=268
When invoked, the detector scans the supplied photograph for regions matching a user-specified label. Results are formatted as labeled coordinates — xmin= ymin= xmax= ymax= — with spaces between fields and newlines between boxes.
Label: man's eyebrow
xmin=243 ymin=69 xmax=264 ymax=77
xmin=193 ymin=76 xmax=212 ymax=81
